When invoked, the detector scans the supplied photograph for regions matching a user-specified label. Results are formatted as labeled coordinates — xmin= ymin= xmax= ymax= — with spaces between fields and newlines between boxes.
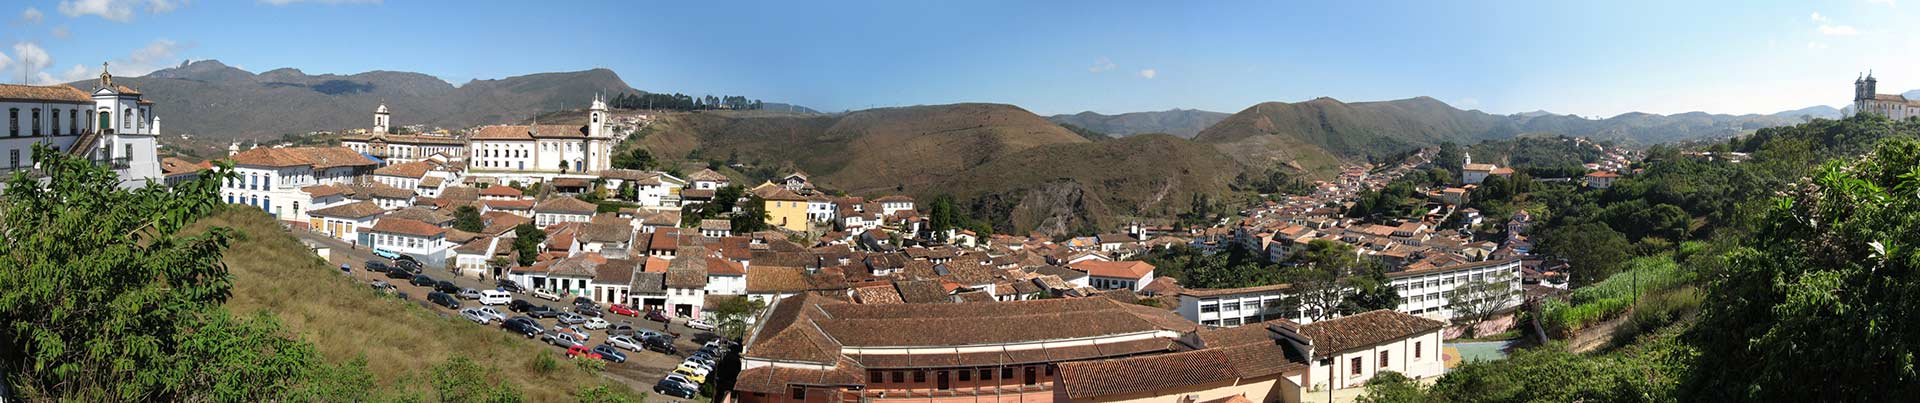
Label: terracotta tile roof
xmin=707 ymin=256 xmax=747 ymax=275
xmin=1299 ymin=310 xmax=1444 ymax=357
xmin=370 ymin=217 xmax=445 ymax=238
xmin=1069 ymin=260 xmax=1155 ymax=279
xmin=468 ymin=124 xmax=583 ymax=140
xmin=648 ymin=230 xmax=679 ymax=251
xmin=418 ymin=176 xmax=444 ymax=188
xmin=629 ymin=272 xmax=666 ymax=294
xmin=850 ymin=284 xmax=903 ymax=304
xmin=892 ymin=279 xmax=951 ymax=304
xmin=1586 ymin=170 xmax=1621 ymax=178
xmin=753 ymin=185 xmax=808 ymax=201
xmin=596 ymin=258 xmax=637 ymax=284
xmin=160 ymin=157 xmax=200 ymax=175
xmin=746 ymin=266 xmax=813 ymax=293
xmin=0 ymin=84 xmax=92 ymax=103
xmin=302 ymin=184 xmax=351 ymax=198
xmin=534 ymin=197 xmax=598 ymax=215
xmin=1387 ymin=257 xmax=1518 ymax=279
xmin=479 ymin=185 xmax=523 ymax=197
xmin=479 ymin=212 xmax=532 ymax=235
xmin=1056 ymin=348 xmax=1241 ymax=399
xmin=874 ymin=195 xmax=914 ymax=203
xmin=700 ymin=219 xmax=731 ymax=231
xmin=307 ymin=201 xmax=385 ymax=219
xmin=731 ymin=358 xmax=865 ymax=394
xmin=230 ymin=147 xmax=375 ymax=169
xmin=483 ymin=199 xmax=535 ymax=211
xmin=810 ymin=297 xmax=1195 ymax=348
xmin=346 ymin=183 xmax=415 ymax=200
xmin=373 ymin=160 xmax=433 ymax=178
xmin=383 ymin=206 xmax=454 ymax=225
xmin=665 ymin=244 xmax=710 ymax=288
xmin=687 ymin=168 xmax=728 ymax=182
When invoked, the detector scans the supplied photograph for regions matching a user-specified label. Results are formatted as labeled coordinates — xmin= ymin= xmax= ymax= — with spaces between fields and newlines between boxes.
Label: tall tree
xmin=452 ymin=205 xmax=485 ymax=233
xmin=511 ymin=223 xmax=547 ymax=266
xmin=1446 ymin=269 xmax=1518 ymax=338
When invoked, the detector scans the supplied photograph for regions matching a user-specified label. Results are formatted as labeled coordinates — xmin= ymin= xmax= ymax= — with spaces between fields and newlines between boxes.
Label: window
xmin=790 ymin=386 xmax=805 ymax=399
xmin=869 ymin=370 xmax=882 ymax=383
xmin=913 ymin=371 xmax=925 ymax=383
xmin=31 ymin=109 xmax=41 ymax=136
xmin=1318 ymin=357 xmax=1332 ymax=366
xmin=68 ymin=110 xmax=77 ymax=134
xmin=980 ymin=369 xmax=992 ymax=381
xmin=8 ymin=149 xmax=17 ymax=167
xmin=1001 ymin=367 xmax=1013 ymax=380
xmin=1351 ymin=357 xmax=1362 ymax=375
xmin=959 ymin=369 xmax=971 ymax=381
xmin=1380 ymin=351 xmax=1390 ymax=368
xmin=50 ymin=109 xmax=58 ymax=135
xmin=1045 ymin=365 xmax=1053 ymax=376
xmin=8 ymin=108 xmax=16 ymax=136
xmin=1415 ymin=341 xmax=1423 ymax=359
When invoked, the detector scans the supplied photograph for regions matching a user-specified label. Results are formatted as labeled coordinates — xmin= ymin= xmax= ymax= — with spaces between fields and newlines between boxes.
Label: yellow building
xmin=752 ymin=182 xmax=810 ymax=232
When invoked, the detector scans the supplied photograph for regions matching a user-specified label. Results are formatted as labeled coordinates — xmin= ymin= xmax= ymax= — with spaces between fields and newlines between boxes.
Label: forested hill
xmin=1362 ymin=114 xmax=1920 ymax=401
xmin=1046 ymin=109 xmax=1229 ymax=138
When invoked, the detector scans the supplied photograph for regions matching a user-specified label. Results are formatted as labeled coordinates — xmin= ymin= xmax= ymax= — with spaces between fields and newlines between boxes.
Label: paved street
xmin=295 ymin=229 xmax=730 ymax=401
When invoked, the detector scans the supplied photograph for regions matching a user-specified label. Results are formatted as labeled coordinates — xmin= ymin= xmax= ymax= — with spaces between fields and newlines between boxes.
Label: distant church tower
xmin=373 ymin=103 xmax=391 ymax=134
xmin=587 ymin=94 xmax=609 ymax=138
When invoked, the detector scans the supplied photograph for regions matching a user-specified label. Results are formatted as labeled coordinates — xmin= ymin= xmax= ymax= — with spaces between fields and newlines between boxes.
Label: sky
xmin=1 ymin=0 xmax=1916 ymax=117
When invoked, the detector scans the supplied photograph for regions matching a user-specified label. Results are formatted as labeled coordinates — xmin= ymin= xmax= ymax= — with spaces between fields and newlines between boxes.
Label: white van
xmin=479 ymin=289 xmax=511 ymax=306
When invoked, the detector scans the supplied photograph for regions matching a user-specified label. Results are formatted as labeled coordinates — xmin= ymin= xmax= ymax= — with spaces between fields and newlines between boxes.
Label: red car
xmin=609 ymin=304 xmax=640 ymax=317
xmin=646 ymin=310 xmax=672 ymax=323
xmin=566 ymin=345 xmax=602 ymax=360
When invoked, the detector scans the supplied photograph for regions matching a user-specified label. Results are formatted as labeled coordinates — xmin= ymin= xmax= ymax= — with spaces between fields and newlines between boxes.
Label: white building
xmin=806 ymin=194 xmax=835 ymax=222
xmin=686 ymin=168 xmax=729 ymax=190
xmin=1388 ymin=258 xmax=1523 ymax=321
xmin=875 ymin=195 xmax=915 ymax=217
xmin=307 ymin=200 xmax=385 ymax=244
xmin=465 ymin=96 xmax=616 ymax=183
xmin=224 ymin=147 xmax=377 ymax=224
xmin=1300 ymin=310 xmax=1448 ymax=391
xmin=367 ymin=217 xmax=452 ymax=267
xmin=1068 ymin=260 xmax=1156 ymax=291
xmin=533 ymin=197 xmax=597 ymax=227
xmin=340 ymin=104 xmax=466 ymax=165
xmin=0 ymin=65 xmax=163 ymax=188
xmin=1853 ymin=72 xmax=1920 ymax=120
xmin=1176 ymin=284 xmax=1311 ymax=328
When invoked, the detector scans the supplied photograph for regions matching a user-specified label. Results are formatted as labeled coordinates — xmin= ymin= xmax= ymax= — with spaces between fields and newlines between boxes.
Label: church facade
xmin=0 ymin=63 xmax=163 ymax=188
xmin=1853 ymin=72 xmax=1920 ymax=120
xmin=464 ymin=95 xmax=617 ymax=184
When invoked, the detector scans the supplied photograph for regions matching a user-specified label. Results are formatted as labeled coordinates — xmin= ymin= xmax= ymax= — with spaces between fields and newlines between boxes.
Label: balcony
xmin=91 ymin=157 xmax=131 ymax=170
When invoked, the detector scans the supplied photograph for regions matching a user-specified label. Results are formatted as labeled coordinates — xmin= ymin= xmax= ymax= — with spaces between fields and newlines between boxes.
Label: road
xmin=295 ymin=229 xmax=732 ymax=401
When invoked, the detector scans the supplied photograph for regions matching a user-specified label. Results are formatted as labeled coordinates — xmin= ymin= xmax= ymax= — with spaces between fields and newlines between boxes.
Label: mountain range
xmin=1046 ymin=109 xmax=1230 ymax=138
xmin=76 ymin=60 xmax=643 ymax=138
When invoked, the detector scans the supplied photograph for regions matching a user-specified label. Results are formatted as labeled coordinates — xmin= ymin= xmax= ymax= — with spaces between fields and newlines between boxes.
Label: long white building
xmin=0 ymin=65 xmax=162 ymax=187
xmin=339 ymin=103 xmax=466 ymax=165
xmin=465 ymin=96 xmax=616 ymax=184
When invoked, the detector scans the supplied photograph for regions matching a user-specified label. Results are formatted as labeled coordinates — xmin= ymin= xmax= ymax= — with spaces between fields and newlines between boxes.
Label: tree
xmin=1683 ymin=138 xmax=1920 ymax=401
xmin=708 ymin=296 xmax=767 ymax=340
xmin=0 ymin=143 xmax=320 ymax=400
xmin=1534 ymin=222 xmax=1631 ymax=284
xmin=712 ymin=184 xmax=745 ymax=213
xmin=1358 ymin=371 xmax=1427 ymax=403
xmin=610 ymin=148 xmax=655 ymax=171
xmin=512 ymin=223 xmax=547 ymax=266
xmin=1340 ymin=267 xmax=1403 ymax=315
xmin=453 ymin=205 xmax=485 ymax=232
xmin=730 ymin=195 xmax=771 ymax=233
xmin=1446 ymin=270 xmax=1517 ymax=338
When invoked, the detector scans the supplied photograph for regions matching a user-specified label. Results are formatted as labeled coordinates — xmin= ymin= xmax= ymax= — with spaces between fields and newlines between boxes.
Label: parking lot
xmin=305 ymin=231 xmax=733 ymax=401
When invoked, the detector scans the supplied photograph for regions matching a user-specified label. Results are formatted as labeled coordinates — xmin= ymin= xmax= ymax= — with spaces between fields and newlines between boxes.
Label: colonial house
xmin=307 ymin=200 xmax=385 ymax=244
xmin=533 ymin=197 xmax=597 ymax=227
xmin=0 ymin=66 xmax=164 ymax=188
xmin=875 ymin=195 xmax=915 ymax=217
xmin=687 ymin=168 xmax=729 ymax=190
xmin=753 ymin=183 xmax=811 ymax=232
xmin=464 ymin=96 xmax=616 ymax=183
xmin=1388 ymin=258 xmax=1523 ymax=320
xmin=1585 ymin=170 xmax=1620 ymax=189
xmin=224 ymin=146 xmax=378 ymax=225
xmin=339 ymin=103 xmax=465 ymax=164
xmin=367 ymin=217 xmax=452 ymax=267
xmin=1068 ymin=260 xmax=1156 ymax=292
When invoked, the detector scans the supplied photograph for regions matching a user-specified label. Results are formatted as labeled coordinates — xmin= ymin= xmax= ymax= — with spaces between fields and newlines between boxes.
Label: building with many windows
xmin=339 ymin=103 xmax=466 ymax=165
xmin=0 ymin=64 xmax=163 ymax=188
xmin=465 ymin=96 xmax=616 ymax=183
xmin=222 ymin=146 xmax=377 ymax=224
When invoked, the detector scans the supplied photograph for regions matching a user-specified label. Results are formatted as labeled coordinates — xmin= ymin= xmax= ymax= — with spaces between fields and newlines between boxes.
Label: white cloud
xmin=13 ymin=42 xmax=50 ymax=73
xmin=1811 ymin=12 xmax=1828 ymax=23
xmin=17 ymin=39 xmax=184 ymax=85
xmin=0 ymin=51 xmax=12 ymax=73
xmin=57 ymin=0 xmax=182 ymax=22
xmin=258 ymin=0 xmax=382 ymax=5
xmin=50 ymin=25 xmax=70 ymax=39
xmin=1137 ymin=68 xmax=1156 ymax=79
xmin=21 ymin=7 xmax=43 ymax=23
xmin=1088 ymin=57 xmax=1115 ymax=73
xmin=1808 ymin=41 xmax=1830 ymax=49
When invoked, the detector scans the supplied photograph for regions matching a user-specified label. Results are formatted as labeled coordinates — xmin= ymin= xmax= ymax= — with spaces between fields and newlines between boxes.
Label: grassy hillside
xmin=1047 ymin=109 xmax=1230 ymax=138
xmin=189 ymin=208 xmax=633 ymax=401
xmin=941 ymin=134 xmax=1247 ymax=235
xmin=1195 ymin=96 xmax=1515 ymax=173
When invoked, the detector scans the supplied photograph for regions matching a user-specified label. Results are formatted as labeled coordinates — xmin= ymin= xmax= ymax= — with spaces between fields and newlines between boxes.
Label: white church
xmin=465 ymin=95 xmax=619 ymax=184
xmin=0 ymin=63 xmax=163 ymax=188
xmin=339 ymin=103 xmax=467 ymax=165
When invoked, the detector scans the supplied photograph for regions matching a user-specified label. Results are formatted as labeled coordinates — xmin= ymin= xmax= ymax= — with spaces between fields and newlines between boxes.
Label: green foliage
xmin=709 ymin=296 xmax=768 ymax=340
xmin=1138 ymin=244 xmax=1278 ymax=290
xmin=1347 ymin=178 xmax=1422 ymax=219
xmin=1358 ymin=371 xmax=1427 ymax=403
xmin=1423 ymin=341 xmax=1685 ymax=402
xmin=1534 ymin=222 xmax=1632 ymax=283
xmin=730 ymin=194 xmax=772 ymax=233
xmin=574 ymin=384 xmax=640 ymax=403
xmin=572 ymin=354 xmax=607 ymax=374
xmin=530 ymin=352 xmax=559 ymax=375
xmin=609 ymin=147 xmax=656 ymax=171
xmin=512 ymin=223 xmax=547 ymax=266
xmin=1541 ymin=256 xmax=1692 ymax=336
xmin=1339 ymin=267 xmax=1403 ymax=315
xmin=430 ymin=356 xmax=526 ymax=403
xmin=287 ymin=356 xmax=377 ymax=401
xmin=452 ymin=205 xmax=485 ymax=233
xmin=1684 ymin=137 xmax=1920 ymax=400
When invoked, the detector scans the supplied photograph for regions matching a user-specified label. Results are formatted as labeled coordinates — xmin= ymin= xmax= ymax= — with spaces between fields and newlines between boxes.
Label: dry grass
xmin=188 ymin=208 xmax=635 ymax=401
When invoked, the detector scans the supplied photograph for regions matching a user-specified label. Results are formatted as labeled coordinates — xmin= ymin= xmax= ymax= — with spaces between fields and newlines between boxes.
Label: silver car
xmin=608 ymin=335 xmax=645 ymax=352
xmin=556 ymin=312 xmax=587 ymax=325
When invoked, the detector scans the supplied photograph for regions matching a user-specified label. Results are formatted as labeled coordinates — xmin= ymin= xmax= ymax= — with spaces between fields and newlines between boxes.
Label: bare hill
xmin=1047 ymin=109 xmax=1229 ymax=138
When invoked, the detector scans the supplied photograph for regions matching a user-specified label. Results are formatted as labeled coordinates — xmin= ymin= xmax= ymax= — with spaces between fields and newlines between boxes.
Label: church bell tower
xmin=373 ymin=103 xmax=391 ymax=134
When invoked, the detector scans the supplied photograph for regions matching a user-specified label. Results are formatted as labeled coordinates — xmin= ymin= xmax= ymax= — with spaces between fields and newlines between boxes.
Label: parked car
xmin=502 ymin=318 xmax=542 ymax=338
xmin=495 ymin=279 xmax=525 ymax=293
xmin=607 ymin=335 xmax=644 ymax=352
xmin=369 ymin=281 xmax=395 ymax=292
xmin=680 ymin=360 xmax=713 ymax=375
xmin=684 ymin=355 xmax=714 ymax=368
xmin=551 ymin=325 xmax=589 ymax=342
xmin=427 ymin=292 xmax=460 ymax=309
xmin=532 ymin=288 xmax=562 ymax=301
xmin=671 ymin=367 xmax=707 ymax=383
xmin=574 ymin=304 xmax=603 ymax=317
xmin=643 ymin=336 xmax=678 ymax=354
xmin=591 ymin=344 xmax=627 ymax=363
xmin=565 ymin=345 xmax=601 ymax=360
xmin=654 ymin=378 xmax=698 ymax=399
xmin=508 ymin=299 xmax=535 ymax=312
xmin=677 ymin=360 xmax=712 ymax=377
xmin=633 ymin=328 xmax=668 ymax=340
xmin=396 ymin=256 xmax=421 ymax=271
xmin=385 ymin=269 xmax=414 ymax=280
xmin=556 ymin=312 xmax=587 ymax=325
xmin=434 ymin=281 xmax=460 ymax=294
xmin=409 ymin=275 xmax=436 ymax=287
xmin=479 ymin=290 xmax=511 ymax=305
xmin=526 ymin=305 xmax=560 ymax=319
xmin=584 ymin=317 xmax=610 ymax=330
xmin=662 ymin=374 xmax=701 ymax=390
xmin=608 ymin=322 xmax=636 ymax=336
xmin=364 ymin=260 xmax=389 ymax=273
xmin=646 ymin=310 xmax=671 ymax=323
xmin=546 ymin=331 xmax=585 ymax=348
xmin=572 ymin=296 xmax=595 ymax=306
xmin=456 ymin=288 xmax=484 ymax=300
xmin=460 ymin=308 xmax=493 ymax=324
xmin=608 ymin=304 xmax=640 ymax=317
xmin=474 ymin=306 xmax=507 ymax=323
xmin=686 ymin=318 xmax=716 ymax=331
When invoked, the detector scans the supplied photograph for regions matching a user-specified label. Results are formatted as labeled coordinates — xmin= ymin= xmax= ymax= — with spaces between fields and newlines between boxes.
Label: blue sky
xmin=2 ymin=0 xmax=1915 ymax=117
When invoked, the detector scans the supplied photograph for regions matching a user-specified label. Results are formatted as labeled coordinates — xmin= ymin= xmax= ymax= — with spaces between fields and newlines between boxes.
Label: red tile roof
xmin=1069 ymin=260 xmax=1155 ymax=279
xmin=0 ymin=84 xmax=92 ymax=103
xmin=1298 ymin=310 xmax=1444 ymax=357
xmin=370 ymin=217 xmax=445 ymax=238
xmin=229 ymin=147 xmax=375 ymax=169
